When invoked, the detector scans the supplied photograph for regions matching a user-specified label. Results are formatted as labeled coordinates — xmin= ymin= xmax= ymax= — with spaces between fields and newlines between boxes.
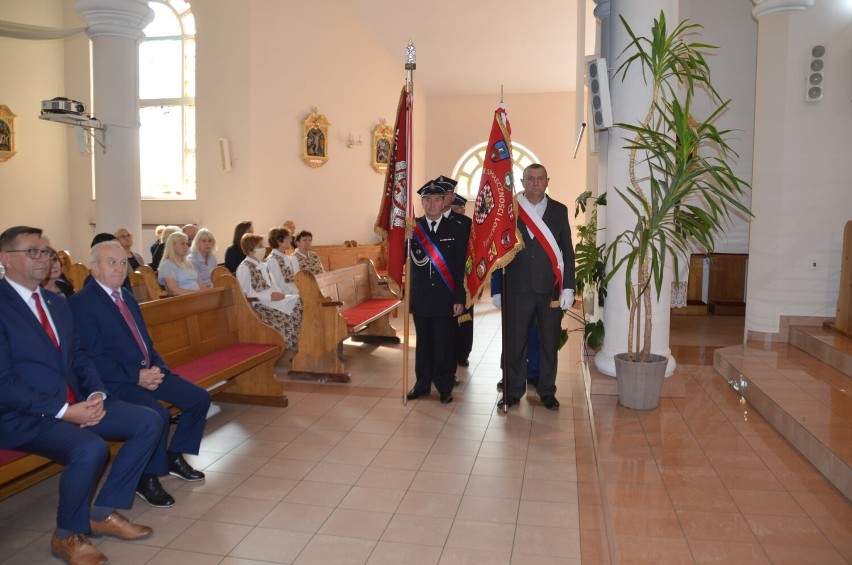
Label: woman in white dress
xmin=236 ymin=233 xmax=302 ymax=351
xmin=265 ymin=226 xmax=300 ymax=295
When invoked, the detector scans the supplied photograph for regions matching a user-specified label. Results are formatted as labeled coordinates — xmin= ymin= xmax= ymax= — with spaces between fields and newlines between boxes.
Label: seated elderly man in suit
xmin=69 ymin=241 xmax=211 ymax=509
xmin=0 ymin=226 xmax=161 ymax=565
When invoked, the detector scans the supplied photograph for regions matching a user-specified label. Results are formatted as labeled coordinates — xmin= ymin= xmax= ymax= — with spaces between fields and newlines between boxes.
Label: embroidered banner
xmin=464 ymin=106 xmax=523 ymax=307
xmin=374 ymin=86 xmax=412 ymax=287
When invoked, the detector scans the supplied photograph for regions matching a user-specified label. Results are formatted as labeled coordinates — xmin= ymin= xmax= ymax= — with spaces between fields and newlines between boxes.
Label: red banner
xmin=374 ymin=87 xmax=412 ymax=287
xmin=464 ymin=106 xmax=523 ymax=307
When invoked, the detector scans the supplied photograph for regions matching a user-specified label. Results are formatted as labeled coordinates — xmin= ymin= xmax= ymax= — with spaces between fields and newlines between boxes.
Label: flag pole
xmin=402 ymin=41 xmax=416 ymax=405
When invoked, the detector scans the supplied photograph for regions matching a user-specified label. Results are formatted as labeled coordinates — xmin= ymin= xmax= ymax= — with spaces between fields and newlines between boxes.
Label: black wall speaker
xmin=806 ymin=44 xmax=826 ymax=102
xmin=588 ymin=58 xmax=613 ymax=129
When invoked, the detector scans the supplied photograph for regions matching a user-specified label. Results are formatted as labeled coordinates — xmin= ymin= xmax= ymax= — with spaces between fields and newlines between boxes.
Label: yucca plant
xmin=606 ymin=11 xmax=752 ymax=362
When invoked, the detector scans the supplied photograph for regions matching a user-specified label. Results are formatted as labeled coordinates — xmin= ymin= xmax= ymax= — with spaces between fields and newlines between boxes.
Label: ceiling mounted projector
xmin=41 ymin=97 xmax=86 ymax=115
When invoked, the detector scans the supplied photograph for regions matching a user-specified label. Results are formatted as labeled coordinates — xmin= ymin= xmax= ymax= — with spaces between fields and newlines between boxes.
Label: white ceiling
xmin=348 ymin=0 xmax=589 ymax=96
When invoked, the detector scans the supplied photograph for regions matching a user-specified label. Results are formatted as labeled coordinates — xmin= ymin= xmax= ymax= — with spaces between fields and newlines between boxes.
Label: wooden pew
xmin=65 ymin=262 xmax=89 ymax=291
xmin=291 ymin=258 xmax=399 ymax=383
xmin=0 ymin=274 xmax=286 ymax=501
xmin=312 ymin=242 xmax=388 ymax=273
xmin=137 ymin=265 xmax=167 ymax=299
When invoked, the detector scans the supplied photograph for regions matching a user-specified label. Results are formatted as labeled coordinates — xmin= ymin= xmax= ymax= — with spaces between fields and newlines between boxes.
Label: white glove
xmin=560 ymin=289 xmax=575 ymax=309
xmin=492 ymin=294 xmax=501 ymax=309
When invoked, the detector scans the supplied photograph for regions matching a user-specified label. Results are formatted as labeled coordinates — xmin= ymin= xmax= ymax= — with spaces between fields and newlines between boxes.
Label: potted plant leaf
xmin=604 ymin=11 xmax=752 ymax=409
xmin=560 ymin=190 xmax=607 ymax=353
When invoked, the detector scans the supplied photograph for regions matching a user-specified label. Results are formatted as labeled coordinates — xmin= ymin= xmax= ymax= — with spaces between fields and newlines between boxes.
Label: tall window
xmin=139 ymin=0 xmax=195 ymax=199
xmin=452 ymin=142 xmax=540 ymax=198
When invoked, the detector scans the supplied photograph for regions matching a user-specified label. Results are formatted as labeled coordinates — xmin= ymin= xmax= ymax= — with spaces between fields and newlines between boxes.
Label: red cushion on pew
xmin=0 ymin=450 xmax=28 ymax=466
xmin=342 ymin=298 xmax=399 ymax=329
xmin=172 ymin=343 xmax=278 ymax=384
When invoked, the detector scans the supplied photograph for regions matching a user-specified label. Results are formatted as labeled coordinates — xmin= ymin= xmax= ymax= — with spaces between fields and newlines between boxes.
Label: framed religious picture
xmin=372 ymin=119 xmax=393 ymax=174
xmin=302 ymin=109 xmax=330 ymax=168
xmin=0 ymin=105 xmax=16 ymax=163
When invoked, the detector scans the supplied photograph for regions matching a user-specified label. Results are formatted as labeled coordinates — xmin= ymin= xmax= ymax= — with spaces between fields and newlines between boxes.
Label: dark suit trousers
xmin=505 ymin=292 xmax=562 ymax=399
xmin=455 ymin=306 xmax=474 ymax=362
xmin=108 ymin=375 xmax=211 ymax=475
xmin=413 ymin=315 xmax=456 ymax=395
xmin=17 ymin=399 xmax=161 ymax=533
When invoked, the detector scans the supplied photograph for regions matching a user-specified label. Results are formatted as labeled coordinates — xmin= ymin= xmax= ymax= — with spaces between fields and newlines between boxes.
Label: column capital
xmin=593 ymin=0 xmax=611 ymax=21
xmin=76 ymin=0 xmax=153 ymax=40
xmin=752 ymin=0 xmax=813 ymax=19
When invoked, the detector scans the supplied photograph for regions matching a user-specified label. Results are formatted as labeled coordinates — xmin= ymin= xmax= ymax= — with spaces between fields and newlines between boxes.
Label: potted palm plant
xmin=605 ymin=11 xmax=752 ymax=409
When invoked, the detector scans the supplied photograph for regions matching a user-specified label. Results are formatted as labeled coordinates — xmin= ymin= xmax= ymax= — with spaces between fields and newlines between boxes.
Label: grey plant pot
xmin=614 ymin=353 xmax=667 ymax=410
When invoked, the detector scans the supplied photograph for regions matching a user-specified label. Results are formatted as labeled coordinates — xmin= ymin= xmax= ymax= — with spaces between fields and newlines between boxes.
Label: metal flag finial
xmin=405 ymin=41 xmax=416 ymax=70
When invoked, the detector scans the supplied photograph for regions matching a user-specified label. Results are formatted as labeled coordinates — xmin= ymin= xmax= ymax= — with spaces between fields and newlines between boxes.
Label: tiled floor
xmin=0 ymin=304 xmax=849 ymax=564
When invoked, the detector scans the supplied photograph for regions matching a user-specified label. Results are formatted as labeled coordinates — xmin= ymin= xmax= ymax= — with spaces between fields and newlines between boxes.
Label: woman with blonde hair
xmin=188 ymin=228 xmax=218 ymax=287
xmin=236 ymin=233 xmax=302 ymax=350
xmin=158 ymin=231 xmax=205 ymax=295
xmin=266 ymin=226 xmax=300 ymax=295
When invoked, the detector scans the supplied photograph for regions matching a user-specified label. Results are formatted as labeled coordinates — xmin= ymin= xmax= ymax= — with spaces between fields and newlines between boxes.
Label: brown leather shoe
xmin=90 ymin=511 xmax=153 ymax=540
xmin=50 ymin=533 xmax=107 ymax=565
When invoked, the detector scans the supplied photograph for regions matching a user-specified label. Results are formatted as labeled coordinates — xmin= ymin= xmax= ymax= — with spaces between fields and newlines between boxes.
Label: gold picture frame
xmin=0 ymin=105 xmax=17 ymax=163
xmin=372 ymin=120 xmax=393 ymax=174
xmin=302 ymin=109 xmax=330 ymax=168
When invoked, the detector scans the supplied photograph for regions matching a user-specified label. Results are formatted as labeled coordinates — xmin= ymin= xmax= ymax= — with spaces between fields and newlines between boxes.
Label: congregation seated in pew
xmin=187 ymin=227 xmax=218 ymax=288
xmin=236 ymin=233 xmax=302 ymax=351
xmin=293 ymin=230 xmax=324 ymax=275
xmin=266 ymin=226 xmax=300 ymax=294
xmin=158 ymin=231 xmax=206 ymax=295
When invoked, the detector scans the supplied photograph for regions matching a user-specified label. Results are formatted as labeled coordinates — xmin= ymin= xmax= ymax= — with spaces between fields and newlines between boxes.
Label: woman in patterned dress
xmin=293 ymin=230 xmax=324 ymax=275
xmin=266 ymin=226 xmax=300 ymax=295
xmin=235 ymin=233 xmax=302 ymax=351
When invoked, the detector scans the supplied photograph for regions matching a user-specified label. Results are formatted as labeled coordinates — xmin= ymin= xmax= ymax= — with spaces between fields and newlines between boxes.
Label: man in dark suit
xmin=436 ymin=175 xmax=475 ymax=370
xmin=70 ymin=241 xmax=210 ymax=508
xmin=406 ymin=181 xmax=468 ymax=404
xmin=0 ymin=226 xmax=160 ymax=565
xmin=499 ymin=164 xmax=575 ymax=410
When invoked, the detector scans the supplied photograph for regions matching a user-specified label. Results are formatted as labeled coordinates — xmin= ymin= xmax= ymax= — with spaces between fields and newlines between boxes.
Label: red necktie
xmin=32 ymin=292 xmax=75 ymax=403
xmin=112 ymin=291 xmax=149 ymax=365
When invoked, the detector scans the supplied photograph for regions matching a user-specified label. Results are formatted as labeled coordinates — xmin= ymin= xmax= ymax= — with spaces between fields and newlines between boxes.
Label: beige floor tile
xmin=396 ymin=490 xmax=461 ymax=519
xmin=228 ymin=475 xmax=298 ymax=501
xmin=338 ymin=485 xmax=406 ymax=513
xmin=356 ymin=466 xmax=417 ymax=490
xmin=293 ymin=534 xmax=376 ymax=565
xmin=283 ymin=480 xmax=352 ymax=507
xmin=455 ymin=495 xmax=518 ymax=524
xmin=303 ymin=461 xmax=367 ymax=485
xmin=365 ymin=541 xmax=442 ymax=565
xmin=229 ymin=527 xmax=312 ymax=563
xmin=318 ymin=508 xmax=393 ymax=540
xmin=166 ymin=520 xmax=252 ymax=555
xmin=464 ymin=475 xmax=523 ymax=499
xmin=323 ymin=445 xmax=381 ymax=466
xmin=409 ymin=471 xmax=470 ymax=495
xmin=380 ymin=514 xmax=453 ymax=546
xmin=438 ymin=546 xmax=511 ymax=564
xmin=444 ymin=519 xmax=516 ymax=553
xmin=254 ymin=457 xmax=317 ymax=480
xmin=517 ymin=499 xmax=580 ymax=529
xmin=687 ymin=539 xmax=771 ymax=564
xmin=257 ymin=501 xmax=334 ymax=533
xmin=512 ymin=523 xmax=582 ymax=559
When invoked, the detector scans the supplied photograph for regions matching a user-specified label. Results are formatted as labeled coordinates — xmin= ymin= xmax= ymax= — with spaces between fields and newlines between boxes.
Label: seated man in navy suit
xmin=0 ymin=226 xmax=161 ymax=565
xmin=70 ymin=241 xmax=211 ymax=508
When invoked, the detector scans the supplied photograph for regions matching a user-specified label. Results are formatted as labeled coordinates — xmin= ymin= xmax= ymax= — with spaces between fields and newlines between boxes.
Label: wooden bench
xmin=0 ymin=274 xmax=286 ymax=501
xmin=291 ymin=258 xmax=400 ymax=383
xmin=312 ymin=242 xmax=388 ymax=274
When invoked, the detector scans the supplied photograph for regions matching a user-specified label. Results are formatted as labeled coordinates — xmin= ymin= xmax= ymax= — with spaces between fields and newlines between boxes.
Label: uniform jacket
xmin=410 ymin=215 xmax=468 ymax=317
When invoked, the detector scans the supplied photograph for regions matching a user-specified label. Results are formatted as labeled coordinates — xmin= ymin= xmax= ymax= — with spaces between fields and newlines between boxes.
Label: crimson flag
xmin=374 ymin=87 xmax=413 ymax=287
xmin=464 ymin=106 xmax=523 ymax=307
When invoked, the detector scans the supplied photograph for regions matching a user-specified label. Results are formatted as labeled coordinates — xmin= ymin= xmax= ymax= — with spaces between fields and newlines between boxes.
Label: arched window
xmin=451 ymin=141 xmax=541 ymax=198
xmin=139 ymin=0 xmax=195 ymax=199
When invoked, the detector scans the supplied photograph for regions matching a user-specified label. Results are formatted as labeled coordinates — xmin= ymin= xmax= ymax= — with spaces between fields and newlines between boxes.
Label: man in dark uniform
xmin=499 ymin=164 xmax=575 ymax=411
xmin=435 ymin=175 xmax=474 ymax=369
xmin=406 ymin=180 xmax=468 ymax=404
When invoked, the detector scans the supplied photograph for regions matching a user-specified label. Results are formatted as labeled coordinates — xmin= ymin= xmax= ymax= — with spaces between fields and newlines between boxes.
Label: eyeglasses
xmin=5 ymin=248 xmax=57 ymax=260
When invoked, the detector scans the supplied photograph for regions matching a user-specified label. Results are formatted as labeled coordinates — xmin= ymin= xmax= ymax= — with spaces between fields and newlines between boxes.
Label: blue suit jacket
xmin=0 ymin=279 xmax=107 ymax=449
xmin=68 ymin=283 xmax=172 ymax=387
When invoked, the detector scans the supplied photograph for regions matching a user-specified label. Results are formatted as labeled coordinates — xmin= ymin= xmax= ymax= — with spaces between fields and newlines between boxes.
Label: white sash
xmin=517 ymin=192 xmax=564 ymax=284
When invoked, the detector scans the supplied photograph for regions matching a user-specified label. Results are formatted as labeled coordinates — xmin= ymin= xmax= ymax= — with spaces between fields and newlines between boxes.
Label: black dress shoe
xmin=496 ymin=379 xmax=504 ymax=391
xmin=541 ymin=395 xmax=560 ymax=410
xmin=497 ymin=396 xmax=519 ymax=408
xmin=458 ymin=359 xmax=469 ymax=367
xmin=406 ymin=388 xmax=428 ymax=400
xmin=168 ymin=454 xmax=205 ymax=481
xmin=440 ymin=392 xmax=453 ymax=404
xmin=135 ymin=475 xmax=175 ymax=507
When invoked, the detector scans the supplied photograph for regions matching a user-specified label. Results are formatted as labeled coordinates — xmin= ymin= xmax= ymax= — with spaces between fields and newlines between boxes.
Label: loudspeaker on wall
xmin=588 ymin=58 xmax=613 ymax=130
xmin=218 ymin=138 xmax=232 ymax=171
xmin=806 ymin=44 xmax=826 ymax=102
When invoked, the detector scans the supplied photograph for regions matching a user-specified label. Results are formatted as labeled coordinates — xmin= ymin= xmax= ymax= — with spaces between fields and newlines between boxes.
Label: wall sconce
xmin=346 ymin=133 xmax=363 ymax=148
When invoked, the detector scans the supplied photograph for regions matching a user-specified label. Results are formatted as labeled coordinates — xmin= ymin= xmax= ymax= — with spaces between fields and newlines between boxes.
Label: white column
xmin=75 ymin=0 xmax=153 ymax=237
xmin=594 ymin=0 xmax=677 ymax=377
xmin=745 ymin=0 xmax=813 ymax=336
